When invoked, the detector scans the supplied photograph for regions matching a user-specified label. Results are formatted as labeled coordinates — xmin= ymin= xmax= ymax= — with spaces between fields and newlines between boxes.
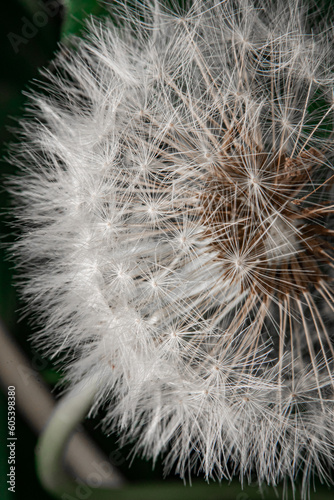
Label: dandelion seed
xmin=9 ymin=0 xmax=334 ymax=497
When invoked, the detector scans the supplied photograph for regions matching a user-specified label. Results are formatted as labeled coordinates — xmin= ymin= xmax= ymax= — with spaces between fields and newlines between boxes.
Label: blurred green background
xmin=0 ymin=1 xmax=333 ymax=499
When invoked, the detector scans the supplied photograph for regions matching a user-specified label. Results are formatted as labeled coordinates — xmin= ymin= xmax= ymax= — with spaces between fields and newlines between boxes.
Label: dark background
xmin=0 ymin=1 xmax=333 ymax=499
xmin=0 ymin=2 xmax=62 ymax=499
xmin=0 ymin=2 xmax=167 ymax=499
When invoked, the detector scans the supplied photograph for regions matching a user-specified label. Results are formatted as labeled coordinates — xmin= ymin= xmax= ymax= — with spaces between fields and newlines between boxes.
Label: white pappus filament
xmin=9 ymin=1 xmax=334 ymax=497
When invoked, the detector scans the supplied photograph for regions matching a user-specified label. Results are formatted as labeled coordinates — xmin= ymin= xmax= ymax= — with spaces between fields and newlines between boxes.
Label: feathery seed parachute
xmin=10 ymin=1 xmax=334 ymax=495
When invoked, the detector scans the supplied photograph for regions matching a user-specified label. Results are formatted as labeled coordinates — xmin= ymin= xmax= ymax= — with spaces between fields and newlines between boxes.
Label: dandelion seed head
xmin=9 ymin=0 xmax=334 ymax=496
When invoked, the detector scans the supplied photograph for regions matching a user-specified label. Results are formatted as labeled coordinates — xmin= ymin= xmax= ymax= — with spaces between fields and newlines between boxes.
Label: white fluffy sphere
xmin=10 ymin=1 xmax=334 ymax=495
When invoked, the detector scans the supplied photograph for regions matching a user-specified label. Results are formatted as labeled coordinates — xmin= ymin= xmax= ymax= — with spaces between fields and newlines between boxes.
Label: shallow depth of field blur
xmin=0 ymin=2 xmax=333 ymax=499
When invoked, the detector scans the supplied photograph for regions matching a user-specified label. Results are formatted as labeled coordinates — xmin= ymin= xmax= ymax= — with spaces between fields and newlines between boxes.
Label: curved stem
xmin=0 ymin=318 xmax=125 ymax=494
xmin=2 ymin=320 xmax=333 ymax=499
xmin=36 ymin=376 xmax=103 ymax=496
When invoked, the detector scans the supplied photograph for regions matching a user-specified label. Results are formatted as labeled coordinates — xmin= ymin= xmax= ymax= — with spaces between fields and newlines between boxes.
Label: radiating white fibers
xmin=9 ymin=1 xmax=334 ymax=496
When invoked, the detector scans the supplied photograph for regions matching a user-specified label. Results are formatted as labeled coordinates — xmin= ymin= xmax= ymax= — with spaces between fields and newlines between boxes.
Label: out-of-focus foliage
xmin=61 ymin=0 xmax=110 ymax=37
xmin=0 ymin=2 xmax=333 ymax=500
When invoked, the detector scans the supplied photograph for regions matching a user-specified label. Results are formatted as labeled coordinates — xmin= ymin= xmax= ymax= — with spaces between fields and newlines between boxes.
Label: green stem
xmin=34 ymin=375 xmax=334 ymax=500
xmin=35 ymin=376 xmax=121 ymax=498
